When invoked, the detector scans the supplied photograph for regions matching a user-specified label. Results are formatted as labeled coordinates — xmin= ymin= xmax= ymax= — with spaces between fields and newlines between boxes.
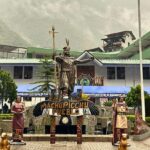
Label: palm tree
xmin=31 ymin=58 xmax=55 ymax=98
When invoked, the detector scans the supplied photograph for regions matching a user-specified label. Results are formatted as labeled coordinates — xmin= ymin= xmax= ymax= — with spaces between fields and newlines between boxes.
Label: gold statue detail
xmin=118 ymin=133 xmax=128 ymax=150
xmin=0 ymin=133 xmax=10 ymax=150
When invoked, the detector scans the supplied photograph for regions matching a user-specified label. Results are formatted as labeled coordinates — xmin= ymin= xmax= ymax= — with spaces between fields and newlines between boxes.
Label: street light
xmin=138 ymin=0 xmax=145 ymax=121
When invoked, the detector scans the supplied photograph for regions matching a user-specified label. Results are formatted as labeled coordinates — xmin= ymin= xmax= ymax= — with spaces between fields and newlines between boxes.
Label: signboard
xmin=33 ymin=100 xmax=89 ymax=116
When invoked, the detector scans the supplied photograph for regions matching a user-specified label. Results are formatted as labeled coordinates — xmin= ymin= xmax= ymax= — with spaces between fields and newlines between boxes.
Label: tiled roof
xmin=26 ymin=31 xmax=150 ymax=60
xmin=116 ymin=31 xmax=150 ymax=59
xmin=100 ymin=59 xmax=150 ymax=65
xmin=131 ymin=47 xmax=150 ymax=59
xmin=0 ymin=58 xmax=42 ymax=64
xmin=27 ymin=47 xmax=82 ymax=58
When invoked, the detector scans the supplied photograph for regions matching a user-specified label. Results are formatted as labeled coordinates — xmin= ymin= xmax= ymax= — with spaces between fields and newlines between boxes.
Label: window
xmin=14 ymin=66 xmax=23 ymax=79
xmin=23 ymin=96 xmax=32 ymax=101
xmin=36 ymin=54 xmax=44 ymax=58
xmin=143 ymin=67 xmax=150 ymax=79
xmin=117 ymin=67 xmax=125 ymax=79
xmin=107 ymin=67 xmax=115 ymax=79
xmin=24 ymin=66 xmax=33 ymax=79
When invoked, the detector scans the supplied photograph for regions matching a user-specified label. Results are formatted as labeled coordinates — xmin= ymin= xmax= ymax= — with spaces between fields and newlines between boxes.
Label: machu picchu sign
xmin=33 ymin=100 xmax=89 ymax=116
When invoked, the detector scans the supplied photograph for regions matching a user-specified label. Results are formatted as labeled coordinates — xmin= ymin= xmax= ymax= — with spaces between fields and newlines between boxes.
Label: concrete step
xmin=8 ymin=134 xmax=112 ymax=142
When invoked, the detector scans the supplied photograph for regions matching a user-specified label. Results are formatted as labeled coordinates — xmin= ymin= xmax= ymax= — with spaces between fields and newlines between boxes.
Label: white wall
xmin=1 ymin=65 xmax=41 ymax=85
xmin=95 ymin=64 xmax=150 ymax=87
xmin=24 ymin=97 xmax=45 ymax=107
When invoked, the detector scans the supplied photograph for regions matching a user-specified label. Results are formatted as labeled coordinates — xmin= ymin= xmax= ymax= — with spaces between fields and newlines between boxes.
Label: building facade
xmin=0 ymin=31 xmax=150 ymax=107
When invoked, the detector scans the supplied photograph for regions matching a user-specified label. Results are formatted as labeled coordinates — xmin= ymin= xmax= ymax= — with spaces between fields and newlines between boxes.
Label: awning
xmin=73 ymin=86 xmax=150 ymax=97
xmin=17 ymin=84 xmax=51 ymax=96
xmin=17 ymin=84 xmax=40 ymax=93
xmin=73 ymin=86 xmax=130 ymax=95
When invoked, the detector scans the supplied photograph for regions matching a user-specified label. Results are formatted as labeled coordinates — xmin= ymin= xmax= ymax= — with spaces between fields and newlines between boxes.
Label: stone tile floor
xmin=11 ymin=138 xmax=150 ymax=150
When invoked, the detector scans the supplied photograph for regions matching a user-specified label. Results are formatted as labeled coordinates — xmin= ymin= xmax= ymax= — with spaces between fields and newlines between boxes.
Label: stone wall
xmin=0 ymin=120 xmax=12 ymax=133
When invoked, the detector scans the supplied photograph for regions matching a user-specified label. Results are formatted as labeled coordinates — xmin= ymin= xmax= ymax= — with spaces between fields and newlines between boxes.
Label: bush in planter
xmin=126 ymin=85 xmax=150 ymax=116
xmin=127 ymin=115 xmax=150 ymax=126
xmin=103 ymin=101 xmax=112 ymax=107
xmin=0 ymin=114 xmax=13 ymax=120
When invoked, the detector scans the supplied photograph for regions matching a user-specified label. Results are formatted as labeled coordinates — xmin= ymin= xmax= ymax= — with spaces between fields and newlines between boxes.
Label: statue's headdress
xmin=63 ymin=38 xmax=70 ymax=52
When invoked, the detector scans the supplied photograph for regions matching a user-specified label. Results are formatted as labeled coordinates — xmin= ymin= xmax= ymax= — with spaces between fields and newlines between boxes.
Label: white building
xmin=102 ymin=31 xmax=136 ymax=52
xmin=0 ymin=31 xmax=150 ymax=107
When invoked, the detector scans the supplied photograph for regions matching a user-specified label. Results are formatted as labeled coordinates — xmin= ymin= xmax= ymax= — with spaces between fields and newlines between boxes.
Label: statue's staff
xmin=49 ymin=26 xmax=58 ymax=99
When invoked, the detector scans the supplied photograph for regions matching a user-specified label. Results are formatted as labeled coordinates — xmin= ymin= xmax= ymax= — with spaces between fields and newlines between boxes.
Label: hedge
xmin=127 ymin=115 xmax=150 ymax=124
xmin=0 ymin=114 xmax=13 ymax=120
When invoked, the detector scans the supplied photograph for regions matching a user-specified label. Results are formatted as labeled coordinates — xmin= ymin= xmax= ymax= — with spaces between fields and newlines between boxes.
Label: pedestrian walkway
xmin=11 ymin=138 xmax=150 ymax=150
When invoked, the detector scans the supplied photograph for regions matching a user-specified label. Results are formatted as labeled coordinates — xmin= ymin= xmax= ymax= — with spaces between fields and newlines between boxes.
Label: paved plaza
xmin=11 ymin=138 xmax=150 ymax=150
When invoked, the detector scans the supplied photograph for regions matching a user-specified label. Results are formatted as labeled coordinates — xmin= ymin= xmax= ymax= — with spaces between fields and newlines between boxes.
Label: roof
xmin=27 ymin=47 xmax=82 ymax=58
xmin=87 ymin=51 xmax=120 ymax=59
xmin=117 ymin=31 xmax=150 ymax=59
xmin=77 ymin=51 xmax=150 ymax=65
xmin=0 ymin=58 xmax=42 ymax=64
xmin=86 ymin=47 xmax=104 ymax=52
xmin=88 ymin=31 xmax=150 ymax=60
xmin=131 ymin=47 xmax=150 ymax=59
xmin=105 ymin=31 xmax=136 ymax=40
xmin=100 ymin=59 xmax=150 ymax=65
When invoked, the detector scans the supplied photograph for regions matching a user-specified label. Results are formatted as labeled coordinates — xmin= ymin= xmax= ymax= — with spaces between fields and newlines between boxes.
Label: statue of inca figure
xmin=55 ymin=39 xmax=94 ymax=97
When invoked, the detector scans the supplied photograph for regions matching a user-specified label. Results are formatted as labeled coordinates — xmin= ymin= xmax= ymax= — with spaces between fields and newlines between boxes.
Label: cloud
xmin=0 ymin=0 xmax=149 ymax=49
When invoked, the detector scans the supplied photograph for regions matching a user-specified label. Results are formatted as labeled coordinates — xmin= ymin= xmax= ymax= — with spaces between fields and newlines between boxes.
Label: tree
xmin=126 ymin=85 xmax=150 ymax=116
xmin=0 ymin=70 xmax=17 ymax=113
xmin=31 ymin=58 xmax=55 ymax=97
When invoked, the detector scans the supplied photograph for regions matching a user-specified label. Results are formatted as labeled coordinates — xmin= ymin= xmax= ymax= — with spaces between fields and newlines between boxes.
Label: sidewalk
xmin=11 ymin=138 xmax=150 ymax=150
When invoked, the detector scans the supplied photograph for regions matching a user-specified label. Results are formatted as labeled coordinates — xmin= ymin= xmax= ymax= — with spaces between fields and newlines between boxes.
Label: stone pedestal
xmin=77 ymin=116 xmax=83 ymax=144
xmin=50 ymin=116 xmax=56 ymax=144
xmin=83 ymin=115 xmax=97 ymax=134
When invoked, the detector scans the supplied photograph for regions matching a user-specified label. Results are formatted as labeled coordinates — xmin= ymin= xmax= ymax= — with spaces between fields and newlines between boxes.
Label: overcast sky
xmin=0 ymin=0 xmax=149 ymax=50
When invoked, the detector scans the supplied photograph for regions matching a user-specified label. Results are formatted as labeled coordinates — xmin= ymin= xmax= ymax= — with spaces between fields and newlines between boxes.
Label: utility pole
xmin=49 ymin=26 xmax=58 ymax=98
xmin=138 ymin=0 xmax=145 ymax=121
xmin=49 ymin=26 xmax=58 ymax=57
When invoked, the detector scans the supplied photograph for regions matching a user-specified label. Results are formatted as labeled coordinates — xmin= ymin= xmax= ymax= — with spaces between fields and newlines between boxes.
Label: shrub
xmin=103 ymin=101 xmax=112 ymax=107
xmin=127 ymin=115 xmax=150 ymax=125
xmin=0 ymin=114 xmax=13 ymax=120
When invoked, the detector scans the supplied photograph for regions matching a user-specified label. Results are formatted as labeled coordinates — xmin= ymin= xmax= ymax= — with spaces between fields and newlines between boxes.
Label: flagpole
xmin=138 ymin=0 xmax=145 ymax=121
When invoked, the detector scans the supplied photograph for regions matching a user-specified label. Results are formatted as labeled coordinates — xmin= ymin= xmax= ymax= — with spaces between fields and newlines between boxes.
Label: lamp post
xmin=138 ymin=0 xmax=145 ymax=121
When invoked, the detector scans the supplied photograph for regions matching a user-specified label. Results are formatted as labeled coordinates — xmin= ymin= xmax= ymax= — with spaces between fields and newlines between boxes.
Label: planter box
xmin=0 ymin=120 xmax=12 ymax=133
xmin=132 ymin=130 xmax=150 ymax=141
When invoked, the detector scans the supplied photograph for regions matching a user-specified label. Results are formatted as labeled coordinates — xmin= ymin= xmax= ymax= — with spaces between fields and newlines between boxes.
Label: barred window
xmin=14 ymin=66 xmax=23 ymax=79
xmin=143 ymin=67 xmax=150 ymax=79
xmin=24 ymin=66 xmax=33 ymax=79
xmin=117 ymin=67 xmax=125 ymax=79
xmin=107 ymin=67 xmax=115 ymax=79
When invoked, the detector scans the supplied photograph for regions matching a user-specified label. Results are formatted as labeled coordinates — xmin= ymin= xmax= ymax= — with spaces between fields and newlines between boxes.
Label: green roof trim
xmin=89 ymin=51 xmax=120 ymax=59
xmin=90 ymin=31 xmax=150 ymax=60
xmin=131 ymin=47 xmax=150 ymax=59
xmin=26 ymin=31 xmax=150 ymax=60
xmin=116 ymin=31 xmax=150 ymax=59
xmin=27 ymin=47 xmax=82 ymax=58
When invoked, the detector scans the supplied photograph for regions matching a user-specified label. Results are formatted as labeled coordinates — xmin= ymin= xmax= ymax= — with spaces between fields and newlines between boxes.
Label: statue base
xmin=133 ymin=129 xmax=150 ymax=141
xmin=113 ymin=141 xmax=130 ymax=147
xmin=10 ymin=140 xmax=26 ymax=145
